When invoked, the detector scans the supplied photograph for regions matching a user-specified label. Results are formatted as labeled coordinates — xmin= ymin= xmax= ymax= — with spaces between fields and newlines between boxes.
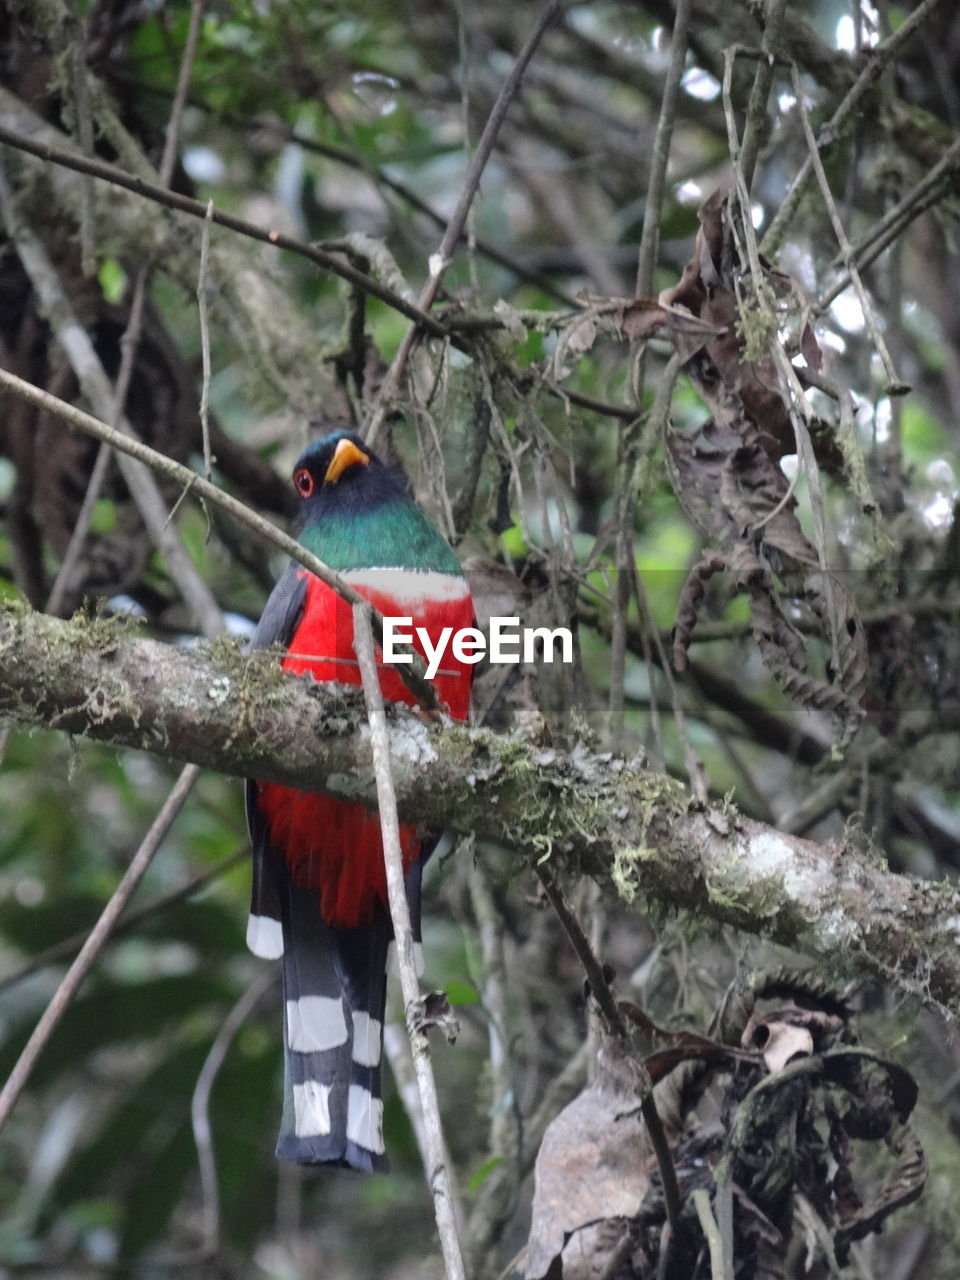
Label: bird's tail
xmin=246 ymin=808 xmax=430 ymax=1172
xmin=273 ymin=870 xmax=392 ymax=1172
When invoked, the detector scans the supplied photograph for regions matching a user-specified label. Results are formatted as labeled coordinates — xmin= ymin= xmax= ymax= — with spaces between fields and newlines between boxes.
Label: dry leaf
xmin=524 ymin=1051 xmax=650 ymax=1280
xmin=552 ymin=313 xmax=599 ymax=381
xmin=759 ymin=1022 xmax=814 ymax=1073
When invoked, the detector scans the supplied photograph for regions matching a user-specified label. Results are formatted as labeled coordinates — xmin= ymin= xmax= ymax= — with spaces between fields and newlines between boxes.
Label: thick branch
xmin=2 ymin=606 xmax=959 ymax=1014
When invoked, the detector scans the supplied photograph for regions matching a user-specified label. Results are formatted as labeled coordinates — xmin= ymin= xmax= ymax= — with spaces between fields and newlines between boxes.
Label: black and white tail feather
xmin=246 ymin=795 xmax=424 ymax=1172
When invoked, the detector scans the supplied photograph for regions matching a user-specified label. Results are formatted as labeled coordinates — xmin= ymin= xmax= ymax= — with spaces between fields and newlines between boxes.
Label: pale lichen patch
xmin=390 ymin=716 xmax=438 ymax=767
xmin=206 ymin=675 xmax=232 ymax=706
xmin=813 ymin=907 xmax=859 ymax=947
xmin=747 ymin=831 xmax=795 ymax=877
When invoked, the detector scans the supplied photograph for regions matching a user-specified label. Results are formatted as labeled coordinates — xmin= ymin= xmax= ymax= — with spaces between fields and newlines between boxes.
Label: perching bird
xmin=246 ymin=429 xmax=473 ymax=1172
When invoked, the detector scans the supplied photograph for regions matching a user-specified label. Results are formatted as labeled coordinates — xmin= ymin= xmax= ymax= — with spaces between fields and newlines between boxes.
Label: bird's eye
xmin=294 ymin=468 xmax=315 ymax=498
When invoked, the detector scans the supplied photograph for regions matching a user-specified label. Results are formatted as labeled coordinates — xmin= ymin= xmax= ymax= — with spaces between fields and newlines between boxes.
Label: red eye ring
xmin=294 ymin=467 xmax=315 ymax=498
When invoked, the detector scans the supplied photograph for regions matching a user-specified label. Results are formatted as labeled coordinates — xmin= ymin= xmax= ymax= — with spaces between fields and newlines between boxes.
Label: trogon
xmin=246 ymin=429 xmax=473 ymax=1172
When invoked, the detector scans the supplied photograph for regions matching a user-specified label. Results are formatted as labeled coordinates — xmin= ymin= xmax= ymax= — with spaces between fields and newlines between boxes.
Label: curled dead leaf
xmin=758 ymin=1022 xmax=814 ymax=1073
xmin=523 ymin=1061 xmax=650 ymax=1280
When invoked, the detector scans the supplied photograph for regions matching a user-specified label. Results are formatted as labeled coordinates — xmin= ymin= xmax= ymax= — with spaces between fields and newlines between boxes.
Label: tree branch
xmin=2 ymin=605 xmax=959 ymax=1016
xmin=0 ymin=120 xmax=452 ymax=342
xmin=354 ymin=605 xmax=465 ymax=1280
xmin=0 ymin=366 xmax=440 ymax=711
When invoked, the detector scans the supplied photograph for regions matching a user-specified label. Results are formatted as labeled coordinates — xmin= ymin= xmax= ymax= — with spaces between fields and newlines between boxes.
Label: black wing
xmin=250 ymin=562 xmax=308 ymax=652
xmin=245 ymin=563 xmax=308 ymax=958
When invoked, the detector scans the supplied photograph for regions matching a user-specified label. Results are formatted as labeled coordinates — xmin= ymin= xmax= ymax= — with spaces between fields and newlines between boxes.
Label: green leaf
xmin=467 ymin=1155 xmax=503 ymax=1193
xmin=97 ymin=259 xmax=127 ymax=305
xmin=444 ymin=980 xmax=479 ymax=1006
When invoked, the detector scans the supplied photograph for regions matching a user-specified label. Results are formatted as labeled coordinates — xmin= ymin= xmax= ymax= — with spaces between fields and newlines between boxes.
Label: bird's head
xmin=291 ymin=430 xmax=403 ymax=519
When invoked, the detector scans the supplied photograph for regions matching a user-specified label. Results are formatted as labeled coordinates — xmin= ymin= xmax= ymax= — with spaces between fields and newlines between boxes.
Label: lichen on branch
xmin=2 ymin=601 xmax=960 ymax=1014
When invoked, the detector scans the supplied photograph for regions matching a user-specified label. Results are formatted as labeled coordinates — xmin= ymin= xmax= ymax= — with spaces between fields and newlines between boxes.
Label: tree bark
xmin=2 ymin=603 xmax=959 ymax=1013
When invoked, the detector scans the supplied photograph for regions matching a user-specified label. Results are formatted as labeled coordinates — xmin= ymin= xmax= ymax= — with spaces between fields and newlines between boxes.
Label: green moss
xmin=64 ymin=604 xmax=142 ymax=654
xmin=735 ymin=278 xmax=779 ymax=365
xmin=611 ymin=844 xmax=653 ymax=903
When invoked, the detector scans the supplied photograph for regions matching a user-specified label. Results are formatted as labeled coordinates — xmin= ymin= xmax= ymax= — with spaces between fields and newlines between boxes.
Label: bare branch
xmin=761 ymin=0 xmax=945 ymax=254
xmin=363 ymin=0 xmax=561 ymax=444
xmin=0 ymin=849 xmax=246 ymax=993
xmin=0 ymin=121 xmax=451 ymax=341
xmin=737 ymin=0 xmax=790 ymax=193
xmin=635 ymin=0 xmax=693 ymax=297
xmin=0 ymin=763 xmax=200 ymax=1136
xmin=0 ymin=167 xmax=224 ymax=638
xmin=191 ymin=969 xmax=275 ymax=1258
xmin=354 ymin=605 xmax=465 ymax=1280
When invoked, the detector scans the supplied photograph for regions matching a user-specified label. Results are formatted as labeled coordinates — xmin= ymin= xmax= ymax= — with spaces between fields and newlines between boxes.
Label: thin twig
xmin=197 ymin=199 xmax=215 ymax=482
xmin=831 ymin=147 xmax=960 ymax=273
xmin=382 ymin=1024 xmax=430 ymax=1180
xmin=453 ymin=0 xmax=480 ymax=292
xmin=535 ymin=862 xmax=682 ymax=1235
xmin=0 ymin=763 xmax=200 ymax=1136
xmin=158 ymin=0 xmax=205 ymax=187
xmin=469 ymin=861 xmax=515 ymax=1166
xmin=737 ymin=0 xmax=789 ymax=193
xmin=0 ymin=367 xmax=440 ymax=711
xmin=693 ymin=1188 xmax=733 ymax=1280
xmin=44 ymin=265 xmax=151 ymax=617
xmin=609 ymin=353 xmax=683 ymax=744
xmin=535 ymin=863 xmax=627 ymax=1036
xmin=715 ymin=1162 xmax=734 ymax=1279
xmin=817 ymin=138 xmax=960 ymax=313
xmin=382 ymin=1022 xmax=465 ymax=1230
xmin=760 ymin=0 xmax=944 ymax=254
xmin=790 ymin=64 xmax=907 ymax=394
xmin=62 ymin=0 xmax=96 ymax=275
xmin=607 ymin=552 xmax=631 ymax=747
xmin=364 ymin=0 xmax=561 ymax=445
xmin=631 ymin=566 xmax=708 ymax=804
xmin=0 ymin=167 xmax=223 ymax=638
xmin=0 ymin=121 xmax=451 ymax=340
xmin=353 ymin=604 xmax=465 ymax=1280
xmin=424 ymin=0 xmax=561 ymax=306
xmin=718 ymin=75 xmax=843 ymax=680
xmin=0 ymin=848 xmax=246 ymax=994
xmin=44 ymin=439 xmax=112 ymax=617
xmin=46 ymin=8 xmax=205 ymax=614
xmin=635 ymin=0 xmax=693 ymax=297
xmin=115 ymin=69 xmax=578 ymax=306
xmin=191 ymin=968 xmax=275 ymax=1258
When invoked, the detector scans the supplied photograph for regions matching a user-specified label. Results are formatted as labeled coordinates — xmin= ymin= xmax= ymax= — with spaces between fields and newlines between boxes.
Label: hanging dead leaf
xmin=524 ymin=1047 xmax=651 ymax=1280
xmin=620 ymin=297 xmax=726 ymax=347
xmin=552 ymin=312 xmax=600 ymax=381
xmin=665 ymin=417 xmax=867 ymax=729
xmin=757 ymin=1022 xmax=814 ymax=1073
xmin=800 ymin=321 xmax=824 ymax=374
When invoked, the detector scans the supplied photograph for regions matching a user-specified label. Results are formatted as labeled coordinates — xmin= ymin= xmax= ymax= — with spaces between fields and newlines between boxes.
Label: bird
xmin=245 ymin=428 xmax=474 ymax=1172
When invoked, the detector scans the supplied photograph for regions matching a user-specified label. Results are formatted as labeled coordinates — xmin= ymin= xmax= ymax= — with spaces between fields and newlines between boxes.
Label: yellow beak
xmin=323 ymin=438 xmax=369 ymax=485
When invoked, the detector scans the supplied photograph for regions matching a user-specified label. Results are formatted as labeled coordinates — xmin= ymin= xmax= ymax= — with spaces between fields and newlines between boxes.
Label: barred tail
xmin=273 ymin=874 xmax=391 ymax=1172
xmin=246 ymin=780 xmax=430 ymax=1172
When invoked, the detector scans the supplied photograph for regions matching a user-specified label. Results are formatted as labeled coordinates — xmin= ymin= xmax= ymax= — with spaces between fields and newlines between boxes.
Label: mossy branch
xmin=2 ymin=603 xmax=960 ymax=1015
